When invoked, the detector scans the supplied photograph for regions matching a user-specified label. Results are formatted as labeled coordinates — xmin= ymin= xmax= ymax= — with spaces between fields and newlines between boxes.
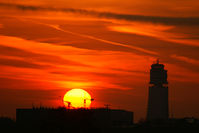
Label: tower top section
xmin=151 ymin=59 xmax=164 ymax=69
xmin=150 ymin=59 xmax=168 ymax=85
xmin=157 ymin=58 xmax=159 ymax=64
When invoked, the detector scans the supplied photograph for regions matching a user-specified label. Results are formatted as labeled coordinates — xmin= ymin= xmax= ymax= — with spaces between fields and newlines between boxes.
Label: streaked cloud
xmin=44 ymin=24 xmax=157 ymax=55
xmin=1 ymin=2 xmax=199 ymax=26
xmin=108 ymin=23 xmax=199 ymax=47
xmin=171 ymin=54 xmax=199 ymax=66
xmin=0 ymin=34 xmax=155 ymax=91
xmin=0 ymin=56 xmax=50 ymax=69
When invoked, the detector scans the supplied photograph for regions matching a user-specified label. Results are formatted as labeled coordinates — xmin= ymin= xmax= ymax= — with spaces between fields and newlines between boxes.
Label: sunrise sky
xmin=0 ymin=0 xmax=199 ymax=122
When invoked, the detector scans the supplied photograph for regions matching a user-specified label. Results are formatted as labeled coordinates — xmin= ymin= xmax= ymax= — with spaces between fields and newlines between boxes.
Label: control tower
xmin=147 ymin=59 xmax=169 ymax=121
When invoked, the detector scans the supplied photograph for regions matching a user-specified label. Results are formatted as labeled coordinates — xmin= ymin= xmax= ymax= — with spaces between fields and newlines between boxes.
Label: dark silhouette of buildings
xmin=147 ymin=60 xmax=169 ymax=121
xmin=0 ymin=117 xmax=16 ymax=132
xmin=1 ymin=115 xmax=199 ymax=133
xmin=16 ymin=107 xmax=133 ymax=132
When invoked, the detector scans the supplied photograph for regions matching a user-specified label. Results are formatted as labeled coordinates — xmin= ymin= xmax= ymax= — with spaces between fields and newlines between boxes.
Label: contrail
xmin=43 ymin=24 xmax=158 ymax=55
xmin=15 ymin=17 xmax=157 ymax=55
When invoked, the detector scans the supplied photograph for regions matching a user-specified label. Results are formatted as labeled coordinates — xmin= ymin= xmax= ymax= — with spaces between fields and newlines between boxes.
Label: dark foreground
xmin=1 ymin=117 xmax=199 ymax=133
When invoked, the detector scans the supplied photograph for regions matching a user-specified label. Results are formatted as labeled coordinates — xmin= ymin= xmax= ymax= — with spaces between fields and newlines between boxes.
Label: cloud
xmin=108 ymin=23 xmax=199 ymax=47
xmin=0 ymin=45 xmax=90 ymax=67
xmin=171 ymin=54 xmax=199 ymax=66
xmin=0 ymin=34 xmax=154 ymax=91
xmin=0 ymin=56 xmax=49 ymax=69
xmin=38 ymin=23 xmax=157 ymax=55
xmin=1 ymin=2 xmax=199 ymax=26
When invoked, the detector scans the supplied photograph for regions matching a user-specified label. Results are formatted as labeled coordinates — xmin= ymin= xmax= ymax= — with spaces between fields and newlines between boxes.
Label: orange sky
xmin=0 ymin=0 xmax=199 ymax=122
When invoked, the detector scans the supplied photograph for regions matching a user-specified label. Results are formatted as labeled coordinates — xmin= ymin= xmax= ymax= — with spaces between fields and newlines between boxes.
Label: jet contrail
xmin=18 ymin=18 xmax=158 ymax=55
xmin=45 ymin=24 xmax=158 ymax=55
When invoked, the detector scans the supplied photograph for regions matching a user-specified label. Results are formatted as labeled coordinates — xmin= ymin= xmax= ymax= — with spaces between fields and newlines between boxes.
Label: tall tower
xmin=147 ymin=59 xmax=169 ymax=121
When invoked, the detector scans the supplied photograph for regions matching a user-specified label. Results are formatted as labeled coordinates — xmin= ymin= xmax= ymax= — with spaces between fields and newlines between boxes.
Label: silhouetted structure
xmin=0 ymin=117 xmax=16 ymax=132
xmin=16 ymin=107 xmax=133 ymax=132
xmin=147 ymin=60 xmax=169 ymax=121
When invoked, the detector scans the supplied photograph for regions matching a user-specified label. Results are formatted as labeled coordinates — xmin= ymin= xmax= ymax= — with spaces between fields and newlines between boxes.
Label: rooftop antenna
xmin=104 ymin=104 xmax=111 ymax=109
xmin=60 ymin=96 xmax=72 ymax=109
xmin=32 ymin=103 xmax=35 ymax=109
xmin=157 ymin=58 xmax=160 ymax=64
xmin=40 ymin=102 xmax=42 ymax=108
xmin=84 ymin=98 xmax=94 ymax=108
xmin=63 ymin=101 xmax=71 ymax=109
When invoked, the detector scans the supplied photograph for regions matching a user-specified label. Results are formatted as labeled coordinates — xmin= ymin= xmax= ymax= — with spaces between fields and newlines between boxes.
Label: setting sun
xmin=63 ymin=89 xmax=92 ymax=108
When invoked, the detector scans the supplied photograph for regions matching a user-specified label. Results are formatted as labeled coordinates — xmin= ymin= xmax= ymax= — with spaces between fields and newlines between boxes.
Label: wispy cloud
xmin=0 ymin=56 xmax=50 ymax=69
xmin=108 ymin=22 xmax=199 ymax=47
xmin=11 ymin=17 xmax=157 ymax=55
xmin=0 ymin=34 xmax=154 ymax=90
xmin=45 ymin=24 xmax=157 ymax=55
xmin=0 ymin=45 xmax=89 ymax=67
xmin=1 ymin=2 xmax=199 ymax=26
xmin=171 ymin=54 xmax=199 ymax=66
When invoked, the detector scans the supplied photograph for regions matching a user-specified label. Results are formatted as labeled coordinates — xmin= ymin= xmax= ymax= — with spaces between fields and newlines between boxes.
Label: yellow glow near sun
xmin=63 ymin=89 xmax=92 ymax=108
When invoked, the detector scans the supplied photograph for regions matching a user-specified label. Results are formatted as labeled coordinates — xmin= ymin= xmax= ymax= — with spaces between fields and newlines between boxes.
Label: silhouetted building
xmin=0 ymin=117 xmax=16 ymax=133
xmin=147 ymin=60 xmax=169 ymax=121
xmin=16 ymin=107 xmax=133 ymax=131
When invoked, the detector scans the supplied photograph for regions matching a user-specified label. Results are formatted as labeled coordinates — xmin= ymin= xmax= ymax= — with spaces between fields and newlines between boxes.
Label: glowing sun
xmin=63 ymin=89 xmax=92 ymax=108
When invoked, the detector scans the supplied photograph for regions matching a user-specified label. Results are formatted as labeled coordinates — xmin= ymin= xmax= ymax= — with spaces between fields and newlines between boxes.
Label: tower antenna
xmin=157 ymin=58 xmax=160 ymax=64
